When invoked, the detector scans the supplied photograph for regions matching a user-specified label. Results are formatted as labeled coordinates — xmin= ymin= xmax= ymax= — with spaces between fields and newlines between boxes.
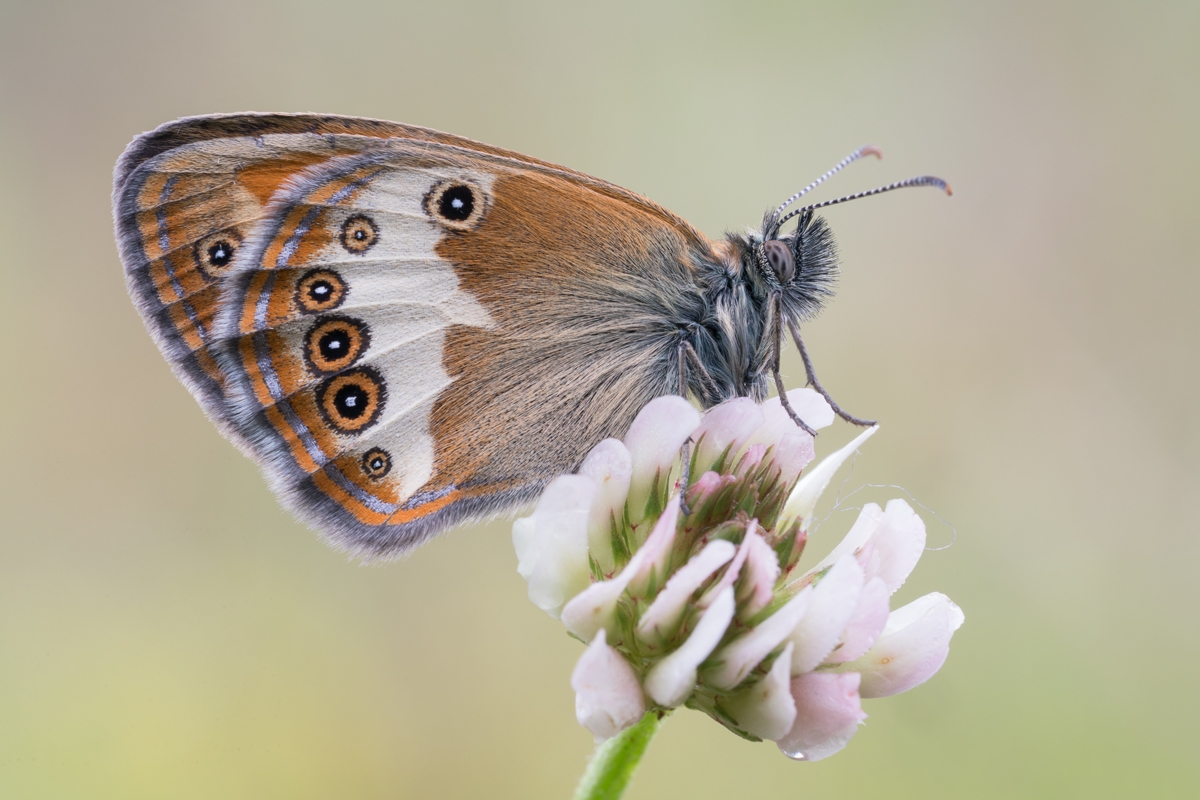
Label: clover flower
xmin=513 ymin=392 xmax=964 ymax=761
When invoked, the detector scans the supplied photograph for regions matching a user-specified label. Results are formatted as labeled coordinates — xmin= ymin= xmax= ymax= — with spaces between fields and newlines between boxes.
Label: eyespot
xmin=194 ymin=229 xmax=243 ymax=278
xmin=425 ymin=180 xmax=486 ymax=231
xmin=339 ymin=214 xmax=379 ymax=254
xmin=304 ymin=316 xmax=370 ymax=375
xmin=361 ymin=448 xmax=392 ymax=479
xmin=762 ymin=240 xmax=796 ymax=285
xmin=317 ymin=367 xmax=386 ymax=434
xmin=296 ymin=269 xmax=347 ymax=314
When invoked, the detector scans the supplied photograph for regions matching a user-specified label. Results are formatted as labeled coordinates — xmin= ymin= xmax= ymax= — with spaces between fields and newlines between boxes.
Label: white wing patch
xmin=310 ymin=167 xmax=495 ymax=495
xmin=222 ymin=160 xmax=499 ymax=506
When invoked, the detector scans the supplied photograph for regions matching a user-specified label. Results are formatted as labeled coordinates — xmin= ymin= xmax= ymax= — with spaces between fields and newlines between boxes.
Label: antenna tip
xmin=943 ymin=183 xmax=954 ymax=196
xmin=861 ymin=145 xmax=883 ymax=160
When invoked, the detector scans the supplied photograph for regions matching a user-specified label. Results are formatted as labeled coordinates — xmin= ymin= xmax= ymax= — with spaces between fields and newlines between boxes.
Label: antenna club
xmin=861 ymin=145 xmax=883 ymax=160
xmin=944 ymin=183 xmax=954 ymax=196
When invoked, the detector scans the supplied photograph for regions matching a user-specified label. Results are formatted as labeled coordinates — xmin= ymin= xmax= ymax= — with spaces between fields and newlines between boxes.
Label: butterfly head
xmin=733 ymin=146 xmax=952 ymax=324
xmin=742 ymin=208 xmax=839 ymax=321
xmin=695 ymin=157 xmax=949 ymax=409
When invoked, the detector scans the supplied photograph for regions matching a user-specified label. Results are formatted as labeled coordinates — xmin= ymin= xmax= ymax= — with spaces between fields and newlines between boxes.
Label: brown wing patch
xmin=425 ymin=170 xmax=703 ymax=495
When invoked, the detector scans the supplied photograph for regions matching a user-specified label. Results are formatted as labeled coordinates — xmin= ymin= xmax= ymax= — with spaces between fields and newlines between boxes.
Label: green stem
xmin=572 ymin=711 xmax=669 ymax=800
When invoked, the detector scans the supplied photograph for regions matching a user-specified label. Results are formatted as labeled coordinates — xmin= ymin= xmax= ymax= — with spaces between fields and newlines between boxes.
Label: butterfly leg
xmin=677 ymin=437 xmax=694 ymax=517
xmin=674 ymin=340 xmax=708 ymax=517
xmin=772 ymin=370 xmax=819 ymax=436
xmin=676 ymin=337 xmax=723 ymax=406
xmin=769 ymin=295 xmax=819 ymax=436
xmin=786 ymin=318 xmax=877 ymax=427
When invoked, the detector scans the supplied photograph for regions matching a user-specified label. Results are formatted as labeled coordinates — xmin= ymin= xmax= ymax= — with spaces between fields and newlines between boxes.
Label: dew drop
xmin=779 ymin=746 xmax=808 ymax=761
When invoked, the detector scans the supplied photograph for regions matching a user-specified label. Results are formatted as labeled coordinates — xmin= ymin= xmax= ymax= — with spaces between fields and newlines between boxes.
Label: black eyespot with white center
xmin=304 ymin=316 xmax=370 ymax=375
xmin=336 ymin=385 xmax=365 ymax=416
xmin=339 ymin=214 xmax=379 ymax=254
xmin=361 ymin=448 xmax=392 ymax=480
xmin=322 ymin=331 xmax=346 ymax=358
xmin=317 ymin=367 xmax=386 ymax=434
xmin=194 ymin=228 xmax=243 ymax=278
xmin=439 ymin=185 xmax=474 ymax=220
xmin=296 ymin=269 xmax=347 ymax=314
xmin=425 ymin=180 xmax=487 ymax=231
xmin=209 ymin=242 xmax=232 ymax=266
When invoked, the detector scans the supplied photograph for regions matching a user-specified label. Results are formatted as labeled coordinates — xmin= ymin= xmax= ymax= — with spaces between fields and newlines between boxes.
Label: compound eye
xmin=762 ymin=240 xmax=795 ymax=284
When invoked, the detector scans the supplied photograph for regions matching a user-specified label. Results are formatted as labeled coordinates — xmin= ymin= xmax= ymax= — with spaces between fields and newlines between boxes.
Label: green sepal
xmin=609 ymin=506 xmax=632 ymax=569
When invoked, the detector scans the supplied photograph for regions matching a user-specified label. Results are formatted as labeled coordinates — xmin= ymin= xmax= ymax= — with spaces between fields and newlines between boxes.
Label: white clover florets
xmin=513 ymin=392 xmax=963 ymax=761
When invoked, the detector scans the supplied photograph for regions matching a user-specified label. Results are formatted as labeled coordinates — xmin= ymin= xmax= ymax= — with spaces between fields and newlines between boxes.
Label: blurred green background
xmin=1 ymin=0 xmax=1197 ymax=797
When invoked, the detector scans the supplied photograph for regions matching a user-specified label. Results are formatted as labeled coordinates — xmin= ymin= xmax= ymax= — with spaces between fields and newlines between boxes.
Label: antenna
xmin=775 ymin=175 xmax=951 ymax=229
xmin=768 ymin=145 xmax=882 ymax=235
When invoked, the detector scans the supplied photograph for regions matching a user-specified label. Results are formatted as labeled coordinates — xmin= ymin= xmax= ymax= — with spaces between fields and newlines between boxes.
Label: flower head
xmin=513 ymin=393 xmax=963 ymax=761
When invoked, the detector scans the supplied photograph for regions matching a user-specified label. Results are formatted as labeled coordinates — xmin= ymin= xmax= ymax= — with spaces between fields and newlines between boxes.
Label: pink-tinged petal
xmin=627 ymin=494 xmax=681 ymax=598
xmin=707 ymin=588 xmax=811 ymax=690
xmin=696 ymin=527 xmax=751 ymax=608
xmin=752 ymin=389 xmax=835 ymax=444
xmin=734 ymin=443 xmax=767 ymax=477
xmin=737 ymin=526 xmax=781 ymax=619
xmin=512 ymin=517 xmax=536 ymax=575
xmin=781 ymin=388 xmax=836 ymax=431
xmin=512 ymin=475 xmax=597 ymax=618
xmin=787 ymin=555 xmax=865 ymax=674
xmin=865 ymin=499 xmax=927 ymax=595
xmin=808 ymin=499 xmax=927 ymax=597
xmin=577 ymin=438 xmax=633 ymax=576
xmin=840 ymin=592 xmax=965 ymax=698
xmin=644 ymin=588 xmax=736 ymax=707
xmin=561 ymin=540 xmax=653 ymax=642
xmin=824 ymin=577 xmax=890 ymax=664
xmin=623 ymin=396 xmax=700 ymax=523
xmin=723 ymin=643 xmax=797 ymax=741
xmin=693 ymin=397 xmax=765 ymax=473
xmin=571 ymin=629 xmax=647 ymax=742
xmin=855 ymin=540 xmax=877 ymax=573
xmin=779 ymin=426 xmax=878 ymax=531
xmin=777 ymin=672 xmax=867 ymax=761
xmin=636 ymin=539 xmax=737 ymax=642
xmin=687 ymin=470 xmax=726 ymax=507
xmin=740 ymin=390 xmax=831 ymax=481
xmin=806 ymin=502 xmax=884 ymax=579
xmin=771 ymin=432 xmax=817 ymax=487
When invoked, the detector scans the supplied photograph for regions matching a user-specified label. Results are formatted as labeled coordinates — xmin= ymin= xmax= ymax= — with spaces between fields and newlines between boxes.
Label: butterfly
xmin=113 ymin=113 xmax=948 ymax=558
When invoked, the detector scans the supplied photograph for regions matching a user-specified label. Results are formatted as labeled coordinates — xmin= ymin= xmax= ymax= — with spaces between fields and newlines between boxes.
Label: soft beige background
xmin=1 ymin=0 xmax=1196 ymax=797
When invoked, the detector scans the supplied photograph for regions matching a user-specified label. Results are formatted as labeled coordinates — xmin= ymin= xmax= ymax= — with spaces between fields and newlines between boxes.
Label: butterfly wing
xmin=115 ymin=114 xmax=715 ymax=557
